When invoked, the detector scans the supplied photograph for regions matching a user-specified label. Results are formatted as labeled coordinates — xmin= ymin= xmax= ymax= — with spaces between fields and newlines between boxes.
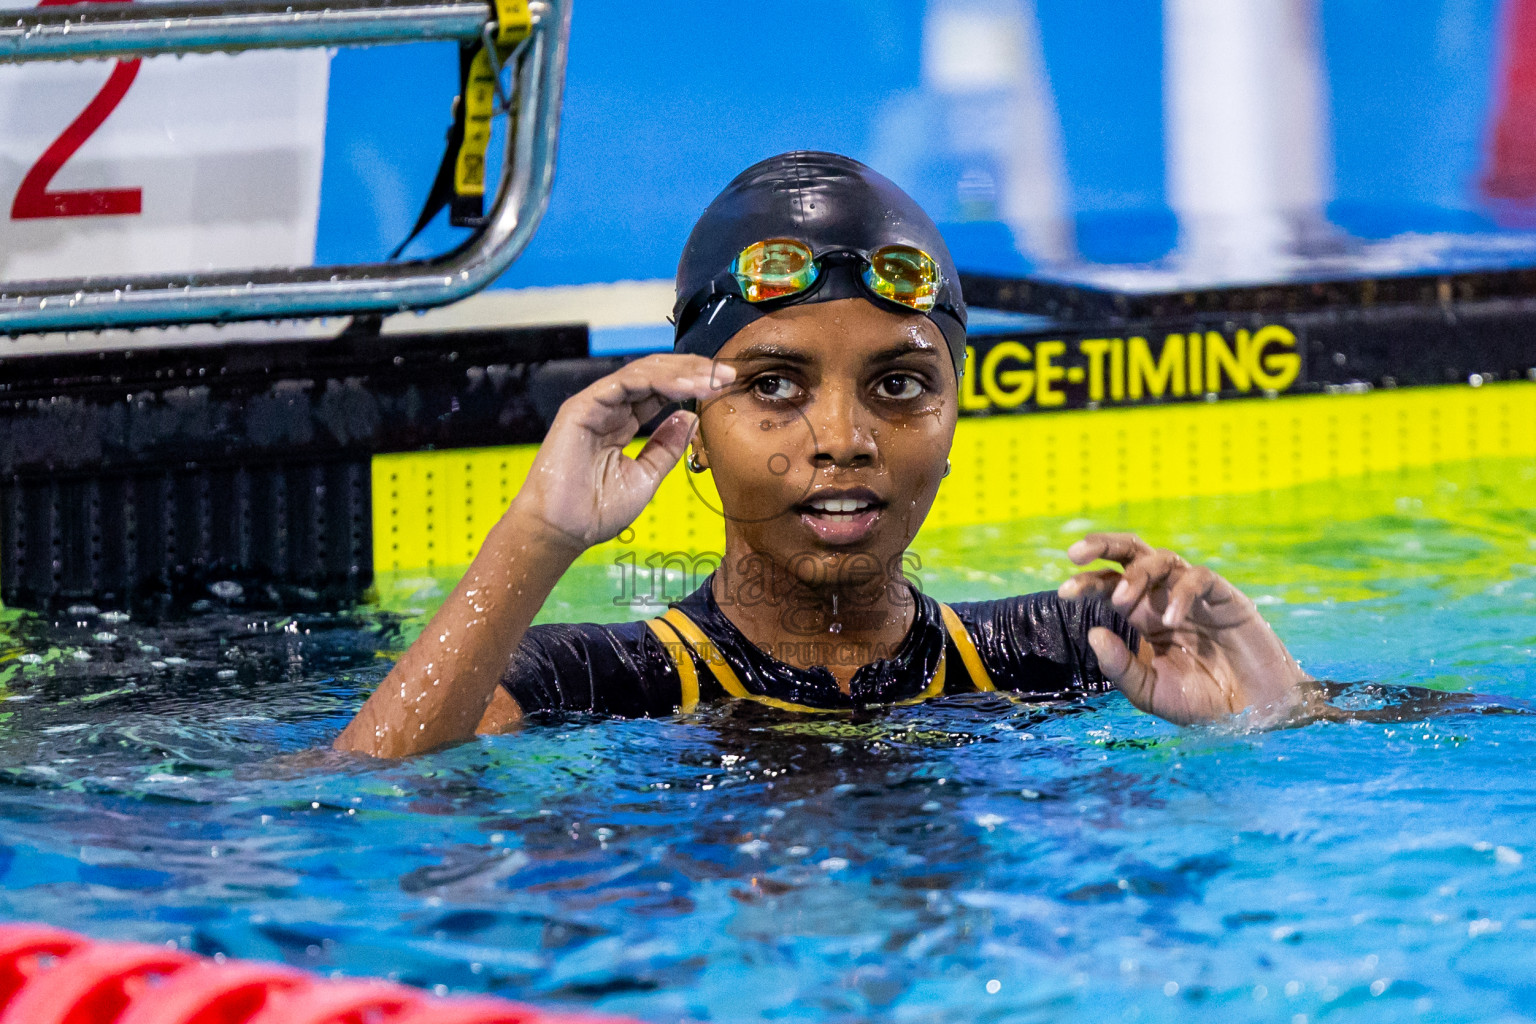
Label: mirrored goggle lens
xmin=731 ymin=238 xmax=819 ymax=302
xmin=862 ymin=245 xmax=940 ymax=312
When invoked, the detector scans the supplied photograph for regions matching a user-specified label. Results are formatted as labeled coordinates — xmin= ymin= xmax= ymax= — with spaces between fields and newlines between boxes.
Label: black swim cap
xmin=673 ymin=151 xmax=967 ymax=375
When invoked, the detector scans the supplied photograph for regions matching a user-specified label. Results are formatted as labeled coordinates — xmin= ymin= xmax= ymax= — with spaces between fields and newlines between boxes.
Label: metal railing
xmin=0 ymin=0 xmax=569 ymax=335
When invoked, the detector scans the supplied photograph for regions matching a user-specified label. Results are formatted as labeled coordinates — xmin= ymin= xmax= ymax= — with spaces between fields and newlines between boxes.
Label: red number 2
xmin=11 ymin=0 xmax=142 ymax=220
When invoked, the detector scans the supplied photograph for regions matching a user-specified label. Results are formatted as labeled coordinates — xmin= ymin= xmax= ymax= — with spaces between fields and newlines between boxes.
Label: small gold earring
xmin=687 ymin=450 xmax=706 ymax=473
xmin=942 ymin=459 xmax=952 ymax=478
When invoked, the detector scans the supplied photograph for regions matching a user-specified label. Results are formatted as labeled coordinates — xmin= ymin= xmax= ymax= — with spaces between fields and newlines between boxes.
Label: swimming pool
xmin=0 ymin=454 xmax=1532 ymax=1023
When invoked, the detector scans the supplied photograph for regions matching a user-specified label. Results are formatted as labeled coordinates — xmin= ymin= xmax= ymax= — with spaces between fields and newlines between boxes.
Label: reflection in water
xmin=0 ymin=458 xmax=1532 ymax=1021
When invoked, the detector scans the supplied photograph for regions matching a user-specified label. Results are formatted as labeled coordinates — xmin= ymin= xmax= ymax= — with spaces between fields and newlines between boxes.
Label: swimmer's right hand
xmin=510 ymin=354 xmax=735 ymax=551
xmin=336 ymin=355 xmax=732 ymax=758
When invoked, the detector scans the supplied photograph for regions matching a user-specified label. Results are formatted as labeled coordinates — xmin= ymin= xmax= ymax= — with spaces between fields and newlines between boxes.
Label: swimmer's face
xmin=694 ymin=297 xmax=958 ymax=588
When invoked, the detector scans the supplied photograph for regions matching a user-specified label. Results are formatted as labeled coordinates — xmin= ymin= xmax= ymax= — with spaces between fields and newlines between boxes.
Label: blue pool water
xmin=0 ymin=457 xmax=1533 ymax=1023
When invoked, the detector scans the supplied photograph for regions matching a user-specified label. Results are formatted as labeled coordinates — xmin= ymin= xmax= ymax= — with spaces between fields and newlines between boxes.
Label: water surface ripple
xmin=0 ymin=458 xmax=1532 ymax=1023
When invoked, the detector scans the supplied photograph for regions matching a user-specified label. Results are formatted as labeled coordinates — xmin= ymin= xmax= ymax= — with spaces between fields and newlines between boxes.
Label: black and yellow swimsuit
xmin=501 ymin=575 xmax=1138 ymax=717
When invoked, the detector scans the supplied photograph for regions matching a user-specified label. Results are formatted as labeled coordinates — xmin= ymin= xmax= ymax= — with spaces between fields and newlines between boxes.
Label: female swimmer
xmin=335 ymin=152 xmax=1321 ymax=759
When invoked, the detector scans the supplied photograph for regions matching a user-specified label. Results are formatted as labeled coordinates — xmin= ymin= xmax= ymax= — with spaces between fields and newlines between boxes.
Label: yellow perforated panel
xmin=925 ymin=381 xmax=1536 ymax=527
xmin=373 ymin=446 xmax=539 ymax=574
xmin=373 ymin=382 xmax=1536 ymax=573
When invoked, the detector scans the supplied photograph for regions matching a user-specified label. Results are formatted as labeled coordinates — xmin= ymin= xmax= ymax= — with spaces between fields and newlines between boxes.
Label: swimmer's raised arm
xmin=334 ymin=354 xmax=734 ymax=758
xmin=1058 ymin=532 xmax=1324 ymax=726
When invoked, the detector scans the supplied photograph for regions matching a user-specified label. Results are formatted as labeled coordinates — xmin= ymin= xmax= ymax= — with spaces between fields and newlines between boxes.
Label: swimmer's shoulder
xmin=945 ymin=591 xmax=1137 ymax=694
xmin=501 ymin=618 xmax=682 ymax=717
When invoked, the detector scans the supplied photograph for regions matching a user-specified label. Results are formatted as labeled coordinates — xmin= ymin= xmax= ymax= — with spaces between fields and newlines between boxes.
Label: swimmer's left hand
xmin=1058 ymin=533 xmax=1322 ymax=726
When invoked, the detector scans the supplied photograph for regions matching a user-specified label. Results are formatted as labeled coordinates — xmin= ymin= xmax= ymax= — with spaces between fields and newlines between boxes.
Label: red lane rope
xmin=0 ymin=941 xmax=198 ymax=1024
xmin=0 ymin=926 xmax=88 ymax=1007
xmin=0 ymin=924 xmax=634 ymax=1024
xmin=244 ymin=980 xmax=427 ymax=1024
xmin=113 ymin=962 xmax=311 ymax=1024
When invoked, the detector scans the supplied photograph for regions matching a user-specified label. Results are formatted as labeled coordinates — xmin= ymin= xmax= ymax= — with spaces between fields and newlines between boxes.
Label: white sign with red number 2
xmin=0 ymin=0 xmax=330 ymax=283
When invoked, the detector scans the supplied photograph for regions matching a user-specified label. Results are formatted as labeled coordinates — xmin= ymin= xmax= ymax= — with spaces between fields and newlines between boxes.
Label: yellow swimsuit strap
xmin=657 ymin=607 xmax=877 ymax=713
xmin=938 ymin=603 xmax=997 ymax=692
xmin=644 ymin=616 xmax=700 ymax=713
xmin=645 ymin=600 xmax=996 ymax=712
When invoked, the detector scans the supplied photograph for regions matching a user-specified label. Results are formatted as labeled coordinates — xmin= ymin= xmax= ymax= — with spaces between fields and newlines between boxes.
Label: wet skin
xmin=334 ymin=299 xmax=1319 ymax=759
xmin=692 ymin=299 xmax=958 ymax=687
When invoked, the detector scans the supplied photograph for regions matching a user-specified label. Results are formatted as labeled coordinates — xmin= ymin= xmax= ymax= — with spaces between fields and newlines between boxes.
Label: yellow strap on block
xmin=453 ymin=46 xmax=498 ymax=198
xmin=492 ymin=0 xmax=532 ymax=48
xmin=452 ymin=0 xmax=530 ymax=199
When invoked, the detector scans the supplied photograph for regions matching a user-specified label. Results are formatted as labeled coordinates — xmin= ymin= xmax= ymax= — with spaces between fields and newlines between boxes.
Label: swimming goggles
xmin=728 ymin=238 xmax=943 ymax=312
